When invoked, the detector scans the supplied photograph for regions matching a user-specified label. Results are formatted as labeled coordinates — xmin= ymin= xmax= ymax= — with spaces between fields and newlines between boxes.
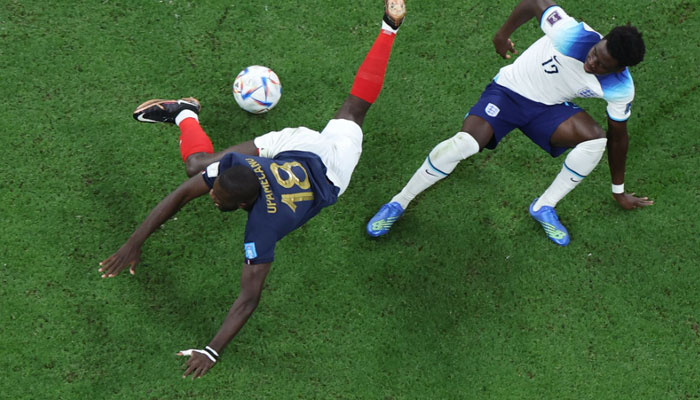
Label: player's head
xmin=210 ymin=165 xmax=259 ymax=212
xmin=584 ymin=25 xmax=645 ymax=75
xmin=605 ymin=25 xmax=645 ymax=67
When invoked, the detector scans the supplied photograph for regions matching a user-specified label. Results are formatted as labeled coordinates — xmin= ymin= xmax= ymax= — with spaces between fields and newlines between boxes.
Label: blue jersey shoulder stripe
xmin=597 ymin=68 xmax=634 ymax=102
xmin=552 ymin=22 xmax=601 ymax=62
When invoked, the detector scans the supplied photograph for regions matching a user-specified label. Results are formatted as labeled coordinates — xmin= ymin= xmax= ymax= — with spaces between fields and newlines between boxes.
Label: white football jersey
xmin=494 ymin=6 xmax=635 ymax=121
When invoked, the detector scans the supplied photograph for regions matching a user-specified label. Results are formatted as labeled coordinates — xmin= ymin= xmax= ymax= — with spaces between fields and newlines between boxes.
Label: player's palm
xmin=178 ymin=350 xmax=216 ymax=379
xmin=614 ymin=192 xmax=654 ymax=210
xmin=99 ymin=241 xmax=141 ymax=277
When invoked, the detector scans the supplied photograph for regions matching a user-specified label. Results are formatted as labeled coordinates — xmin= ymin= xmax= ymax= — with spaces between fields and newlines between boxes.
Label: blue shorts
xmin=467 ymin=82 xmax=583 ymax=157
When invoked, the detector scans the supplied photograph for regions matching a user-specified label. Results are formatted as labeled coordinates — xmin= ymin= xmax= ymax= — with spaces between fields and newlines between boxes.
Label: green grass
xmin=1 ymin=0 xmax=699 ymax=398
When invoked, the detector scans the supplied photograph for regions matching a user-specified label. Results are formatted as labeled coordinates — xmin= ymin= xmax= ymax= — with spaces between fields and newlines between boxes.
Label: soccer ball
xmin=232 ymin=65 xmax=282 ymax=114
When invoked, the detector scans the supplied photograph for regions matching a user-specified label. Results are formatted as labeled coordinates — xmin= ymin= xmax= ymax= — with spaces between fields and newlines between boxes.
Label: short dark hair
xmin=217 ymin=165 xmax=260 ymax=207
xmin=604 ymin=25 xmax=645 ymax=67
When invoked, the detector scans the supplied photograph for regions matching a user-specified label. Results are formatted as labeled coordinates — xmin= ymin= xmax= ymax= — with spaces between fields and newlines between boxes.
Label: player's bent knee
xmin=591 ymin=125 xmax=606 ymax=140
xmin=430 ymin=132 xmax=479 ymax=161
xmin=566 ymin=137 xmax=607 ymax=177
xmin=185 ymin=163 xmax=202 ymax=178
xmin=185 ymin=154 xmax=209 ymax=177
xmin=576 ymin=137 xmax=607 ymax=153
xmin=452 ymin=132 xmax=480 ymax=159
xmin=428 ymin=132 xmax=480 ymax=174
xmin=578 ymin=124 xmax=606 ymax=142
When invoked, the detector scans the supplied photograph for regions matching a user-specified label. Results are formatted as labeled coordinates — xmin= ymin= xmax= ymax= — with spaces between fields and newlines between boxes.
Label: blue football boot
xmin=529 ymin=198 xmax=570 ymax=246
xmin=367 ymin=202 xmax=404 ymax=237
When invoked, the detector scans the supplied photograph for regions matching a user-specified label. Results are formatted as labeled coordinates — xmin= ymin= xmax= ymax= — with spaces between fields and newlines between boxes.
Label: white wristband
xmin=179 ymin=348 xmax=218 ymax=363
xmin=612 ymin=183 xmax=625 ymax=194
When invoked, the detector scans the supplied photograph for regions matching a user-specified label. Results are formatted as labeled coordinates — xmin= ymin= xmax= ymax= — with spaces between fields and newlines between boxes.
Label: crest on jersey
xmin=577 ymin=88 xmax=596 ymax=98
xmin=547 ymin=11 xmax=562 ymax=26
xmin=485 ymin=103 xmax=500 ymax=117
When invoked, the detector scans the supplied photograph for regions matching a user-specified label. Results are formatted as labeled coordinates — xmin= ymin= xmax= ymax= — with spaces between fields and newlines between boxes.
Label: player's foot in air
xmin=367 ymin=201 xmax=404 ymax=237
xmin=529 ymin=198 xmax=570 ymax=246
xmin=384 ymin=0 xmax=406 ymax=30
xmin=133 ymin=97 xmax=200 ymax=123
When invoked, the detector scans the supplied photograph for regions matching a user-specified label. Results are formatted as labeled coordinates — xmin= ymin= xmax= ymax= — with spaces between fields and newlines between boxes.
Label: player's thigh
xmin=461 ymin=114 xmax=494 ymax=150
xmin=333 ymin=95 xmax=371 ymax=128
xmin=550 ymin=111 xmax=605 ymax=148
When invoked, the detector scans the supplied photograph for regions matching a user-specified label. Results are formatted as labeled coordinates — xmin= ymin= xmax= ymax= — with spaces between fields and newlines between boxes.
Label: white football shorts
xmin=253 ymin=119 xmax=363 ymax=196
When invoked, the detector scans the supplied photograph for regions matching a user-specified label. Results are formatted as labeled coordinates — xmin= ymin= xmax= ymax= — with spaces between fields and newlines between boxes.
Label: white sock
xmin=534 ymin=138 xmax=607 ymax=210
xmin=381 ymin=20 xmax=398 ymax=34
xmin=391 ymin=132 xmax=479 ymax=209
xmin=175 ymin=109 xmax=199 ymax=126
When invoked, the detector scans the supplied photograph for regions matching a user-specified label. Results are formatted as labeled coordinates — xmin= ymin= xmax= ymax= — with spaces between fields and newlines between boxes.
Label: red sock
xmin=350 ymin=30 xmax=396 ymax=104
xmin=178 ymin=118 xmax=214 ymax=162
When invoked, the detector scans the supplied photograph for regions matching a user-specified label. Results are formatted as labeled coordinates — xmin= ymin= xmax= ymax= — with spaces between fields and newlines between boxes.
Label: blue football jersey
xmin=202 ymin=151 xmax=339 ymax=264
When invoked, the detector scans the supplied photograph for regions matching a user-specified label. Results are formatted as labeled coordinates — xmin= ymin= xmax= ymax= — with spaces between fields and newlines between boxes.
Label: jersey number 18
xmin=270 ymin=161 xmax=315 ymax=212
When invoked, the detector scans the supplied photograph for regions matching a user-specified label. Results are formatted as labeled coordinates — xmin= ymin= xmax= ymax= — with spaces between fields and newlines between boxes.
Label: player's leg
xmin=528 ymin=111 xmax=607 ymax=246
xmin=332 ymin=0 xmax=406 ymax=126
xmin=132 ymin=98 xmax=257 ymax=177
xmin=366 ymin=115 xmax=493 ymax=237
xmin=184 ymin=140 xmax=257 ymax=178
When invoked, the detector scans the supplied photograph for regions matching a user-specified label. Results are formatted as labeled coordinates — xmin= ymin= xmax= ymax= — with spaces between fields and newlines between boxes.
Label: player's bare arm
xmin=184 ymin=140 xmax=258 ymax=177
xmin=99 ymin=175 xmax=210 ymax=277
xmin=493 ymin=0 xmax=556 ymax=58
xmin=178 ymin=261 xmax=272 ymax=379
xmin=114 ymin=0 xmax=404 ymax=378
xmin=606 ymin=118 xmax=653 ymax=209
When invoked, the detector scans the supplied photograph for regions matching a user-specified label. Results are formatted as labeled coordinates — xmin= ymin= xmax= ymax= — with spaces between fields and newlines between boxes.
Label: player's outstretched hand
xmin=178 ymin=349 xmax=216 ymax=379
xmin=99 ymin=241 xmax=141 ymax=278
xmin=613 ymin=192 xmax=654 ymax=210
xmin=493 ymin=33 xmax=517 ymax=59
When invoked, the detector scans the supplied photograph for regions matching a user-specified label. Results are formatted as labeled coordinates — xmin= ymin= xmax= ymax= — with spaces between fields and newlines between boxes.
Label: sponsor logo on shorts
xmin=547 ymin=11 xmax=562 ymax=26
xmin=625 ymin=102 xmax=632 ymax=114
xmin=244 ymin=242 xmax=258 ymax=259
xmin=485 ymin=103 xmax=500 ymax=117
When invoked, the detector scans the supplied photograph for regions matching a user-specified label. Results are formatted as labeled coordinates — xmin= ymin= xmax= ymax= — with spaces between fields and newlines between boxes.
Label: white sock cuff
xmin=427 ymin=132 xmax=479 ymax=175
xmin=381 ymin=20 xmax=398 ymax=34
xmin=453 ymin=132 xmax=480 ymax=158
xmin=576 ymin=137 xmax=607 ymax=152
xmin=564 ymin=138 xmax=607 ymax=178
xmin=175 ymin=110 xmax=199 ymax=126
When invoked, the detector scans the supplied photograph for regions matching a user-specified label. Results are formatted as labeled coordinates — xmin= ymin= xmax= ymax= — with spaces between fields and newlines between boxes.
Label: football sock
xmin=391 ymin=132 xmax=480 ymax=208
xmin=175 ymin=111 xmax=214 ymax=162
xmin=350 ymin=26 xmax=396 ymax=104
xmin=381 ymin=20 xmax=398 ymax=34
xmin=533 ymin=138 xmax=607 ymax=211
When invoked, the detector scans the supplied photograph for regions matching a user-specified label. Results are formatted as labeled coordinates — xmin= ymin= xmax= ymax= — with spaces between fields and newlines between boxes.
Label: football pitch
xmin=1 ymin=0 xmax=699 ymax=398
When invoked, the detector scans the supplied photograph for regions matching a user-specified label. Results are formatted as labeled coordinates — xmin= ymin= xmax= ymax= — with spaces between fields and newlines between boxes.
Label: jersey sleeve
xmin=540 ymin=6 xmax=602 ymax=62
xmin=242 ymin=216 xmax=279 ymax=264
xmin=540 ymin=6 xmax=578 ymax=36
xmin=201 ymin=161 xmax=220 ymax=188
xmin=605 ymin=92 xmax=635 ymax=122
xmin=201 ymin=153 xmax=244 ymax=188
xmin=601 ymin=69 xmax=636 ymax=122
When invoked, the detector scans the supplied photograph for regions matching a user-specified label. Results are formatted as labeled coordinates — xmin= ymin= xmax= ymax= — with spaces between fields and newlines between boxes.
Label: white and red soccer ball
xmin=232 ymin=65 xmax=282 ymax=114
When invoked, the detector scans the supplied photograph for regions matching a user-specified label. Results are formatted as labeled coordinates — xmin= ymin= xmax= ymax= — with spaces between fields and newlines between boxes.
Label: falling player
xmin=99 ymin=0 xmax=406 ymax=378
